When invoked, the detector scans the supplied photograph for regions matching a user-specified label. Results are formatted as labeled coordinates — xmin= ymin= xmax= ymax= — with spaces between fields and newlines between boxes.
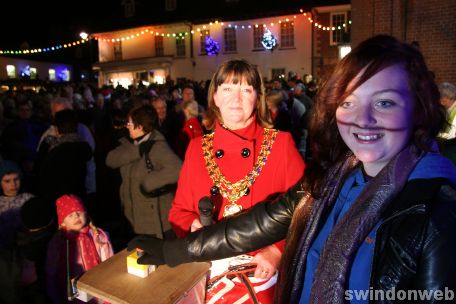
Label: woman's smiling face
xmin=336 ymin=64 xmax=415 ymax=176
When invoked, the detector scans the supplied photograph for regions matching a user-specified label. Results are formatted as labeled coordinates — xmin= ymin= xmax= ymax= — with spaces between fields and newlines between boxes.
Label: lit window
xmin=112 ymin=78 xmax=132 ymax=89
xmin=176 ymin=38 xmax=185 ymax=57
xmin=331 ymin=12 xmax=350 ymax=45
xmin=59 ymin=69 xmax=70 ymax=82
xmin=200 ymin=30 xmax=210 ymax=55
xmin=20 ymin=65 xmax=31 ymax=77
xmin=6 ymin=65 xmax=16 ymax=78
xmin=253 ymin=25 xmax=265 ymax=49
xmin=49 ymin=69 xmax=56 ymax=81
xmin=280 ymin=21 xmax=295 ymax=48
xmin=154 ymin=75 xmax=165 ymax=84
xmin=155 ymin=35 xmax=164 ymax=56
xmin=30 ymin=67 xmax=37 ymax=80
xmin=224 ymin=28 xmax=237 ymax=53
xmin=271 ymin=68 xmax=286 ymax=80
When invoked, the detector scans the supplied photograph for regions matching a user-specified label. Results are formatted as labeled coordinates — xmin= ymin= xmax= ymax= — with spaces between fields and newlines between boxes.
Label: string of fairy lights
xmin=0 ymin=39 xmax=89 ymax=56
xmin=0 ymin=9 xmax=351 ymax=55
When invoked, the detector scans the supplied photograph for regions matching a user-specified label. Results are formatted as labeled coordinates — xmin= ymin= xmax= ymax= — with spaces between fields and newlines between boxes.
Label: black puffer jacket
xmin=166 ymin=178 xmax=456 ymax=303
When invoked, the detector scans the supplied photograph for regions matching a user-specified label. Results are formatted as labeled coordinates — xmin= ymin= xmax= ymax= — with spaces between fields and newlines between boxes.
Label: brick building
xmin=351 ymin=0 xmax=456 ymax=83
xmin=311 ymin=5 xmax=351 ymax=80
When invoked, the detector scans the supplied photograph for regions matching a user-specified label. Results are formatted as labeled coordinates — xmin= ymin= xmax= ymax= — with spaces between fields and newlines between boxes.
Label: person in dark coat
xmin=37 ymin=109 xmax=92 ymax=206
xmin=266 ymin=90 xmax=292 ymax=132
xmin=0 ymin=196 xmax=55 ymax=304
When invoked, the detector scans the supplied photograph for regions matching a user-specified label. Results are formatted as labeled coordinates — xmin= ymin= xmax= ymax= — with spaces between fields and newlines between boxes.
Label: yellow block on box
xmin=127 ymin=251 xmax=156 ymax=278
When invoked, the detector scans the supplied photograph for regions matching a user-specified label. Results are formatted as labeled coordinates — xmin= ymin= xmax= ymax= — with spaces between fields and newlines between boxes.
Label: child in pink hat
xmin=46 ymin=194 xmax=114 ymax=303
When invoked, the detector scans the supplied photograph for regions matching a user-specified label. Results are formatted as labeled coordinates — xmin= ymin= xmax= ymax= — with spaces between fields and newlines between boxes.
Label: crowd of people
xmin=1 ymin=34 xmax=456 ymax=304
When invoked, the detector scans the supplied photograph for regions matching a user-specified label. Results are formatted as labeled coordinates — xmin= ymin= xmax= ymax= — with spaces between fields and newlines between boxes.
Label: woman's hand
xmin=190 ymin=218 xmax=203 ymax=232
xmin=251 ymin=245 xmax=282 ymax=280
xmin=127 ymin=235 xmax=165 ymax=265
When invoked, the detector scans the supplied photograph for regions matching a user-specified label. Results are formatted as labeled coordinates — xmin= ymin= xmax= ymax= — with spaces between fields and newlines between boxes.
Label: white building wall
xmin=97 ymin=23 xmax=190 ymax=62
xmin=98 ymin=39 xmax=115 ymax=62
xmin=122 ymin=34 xmax=154 ymax=60
xmin=170 ymin=58 xmax=194 ymax=80
xmin=191 ymin=14 xmax=312 ymax=81
xmin=94 ymin=13 xmax=313 ymax=86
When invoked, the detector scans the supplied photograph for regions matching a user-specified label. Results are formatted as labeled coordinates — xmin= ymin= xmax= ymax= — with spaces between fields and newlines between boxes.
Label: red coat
xmin=175 ymin=117 xmax=204 ymax=159
xmin=169 ymin=119 xmax=305 ymax=244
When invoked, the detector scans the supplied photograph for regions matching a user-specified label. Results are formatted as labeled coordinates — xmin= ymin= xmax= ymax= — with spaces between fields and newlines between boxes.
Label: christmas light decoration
xmin=0 ymin=39 xmax=89 ymax=56
xmin=261 ymin=29 xmax=277 ymax=50
xmin=0 ymin=8 xmax=351 ymax=53
xmin=205 ymin=36 xmax=220 ymax=56
xmin=20 ymin=65 xmax=31 ymax=77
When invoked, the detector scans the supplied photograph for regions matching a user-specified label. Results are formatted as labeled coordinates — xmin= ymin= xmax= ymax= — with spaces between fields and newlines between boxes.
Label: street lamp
xmin=79 ymin=32 xmax=89 ymax=40
xmin=79 ymin=31 xmax=94 ymax=82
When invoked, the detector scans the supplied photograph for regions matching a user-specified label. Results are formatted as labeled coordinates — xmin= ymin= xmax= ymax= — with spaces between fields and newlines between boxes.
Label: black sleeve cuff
xmin=163 ymin=238 xmax=192 ymax=267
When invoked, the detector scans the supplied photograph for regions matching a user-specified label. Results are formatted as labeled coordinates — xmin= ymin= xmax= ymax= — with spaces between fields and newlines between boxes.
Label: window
xmin=176 ymin=38 xmax=185 ymax=57
xmin=200 ymin=30 xmax=210 ymax=55
xmin=122 ymin=0 xmax=135 ymax=18
xmin=330 ymin=12 xmax=350 ymax=45
xmin=30 ymin=67 xmax=37 ymax=80
xmin=20 ymin=65 xmax=31 ymax=78
xmin=59 ymin=69 xmax=70 ymax=82
xmin=6 ymin=65 xmax=16 ymax=78
xmin=271 ymin=68 xmax=286 ymax=81
xmin=155 ymin=35 xmax=164 ymax=56
xmin=49 ymin=69 xmax=56 ymax=81
xmin=253 ymin=25 xmax=265 ymax=49
xmin=280 ymin=21 xmax=295 ymax=48
xmin=114 ymin=41 xmax=122 ymax=60
xmin=137 ymin=71 xmax=148 ymax=82
xmin=165 ymin=0 xmax=176 ymax=11
xmin=224 ymin=28 xmax=237 ymax=53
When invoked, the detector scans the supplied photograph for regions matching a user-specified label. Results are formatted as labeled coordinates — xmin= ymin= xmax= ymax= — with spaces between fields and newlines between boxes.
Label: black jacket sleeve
xmin=164 ymin=180 xmax=306 ymax=266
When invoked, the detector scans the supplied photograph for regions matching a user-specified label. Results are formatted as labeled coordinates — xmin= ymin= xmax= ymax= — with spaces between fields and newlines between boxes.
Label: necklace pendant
xmin=223 ymin=203 xmax=243 ymax=218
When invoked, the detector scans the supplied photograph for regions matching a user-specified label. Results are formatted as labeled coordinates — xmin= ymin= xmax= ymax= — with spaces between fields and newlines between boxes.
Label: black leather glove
xmin=139 ymin=140 xmax=154 ymax=157
xmin=127 ymin=235 xmax=165 ymax=265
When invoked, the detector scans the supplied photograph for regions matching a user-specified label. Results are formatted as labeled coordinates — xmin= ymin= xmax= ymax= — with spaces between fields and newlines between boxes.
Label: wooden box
xmin=75 ymin=249 xmax=210 ymax=304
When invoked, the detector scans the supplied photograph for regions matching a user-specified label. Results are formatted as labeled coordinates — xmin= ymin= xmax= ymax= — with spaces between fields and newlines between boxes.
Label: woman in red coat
xmin=168 ymin=59 xmax=305 ymax=284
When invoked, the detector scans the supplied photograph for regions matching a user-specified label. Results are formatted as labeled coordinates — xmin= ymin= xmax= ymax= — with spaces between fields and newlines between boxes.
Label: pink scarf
xmin=62 ymin=226 xmax=101 ymax=274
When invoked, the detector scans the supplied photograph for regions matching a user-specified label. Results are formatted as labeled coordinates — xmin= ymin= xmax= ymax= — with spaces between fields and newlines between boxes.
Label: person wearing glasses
xmin=106 ymin=104 xmax=182 ymax=240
